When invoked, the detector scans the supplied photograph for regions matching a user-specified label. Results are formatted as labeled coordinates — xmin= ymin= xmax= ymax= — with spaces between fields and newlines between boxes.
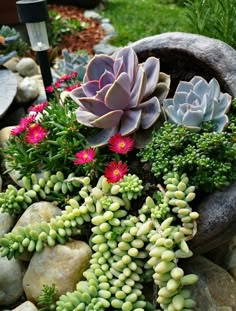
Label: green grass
xmin=100 ymin=0 xmax=191 ymax=46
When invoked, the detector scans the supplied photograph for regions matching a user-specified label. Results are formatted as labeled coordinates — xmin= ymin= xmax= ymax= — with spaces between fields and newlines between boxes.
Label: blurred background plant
xmin=53 ymin=49 xmax=91 ymax=81
xmin=48 ymin=10 xmax=87 ymax=48
xmin=185 ymin=0 xmax=236 ymax=49
xmin=0 ymin=25 xmax=28 ymax=56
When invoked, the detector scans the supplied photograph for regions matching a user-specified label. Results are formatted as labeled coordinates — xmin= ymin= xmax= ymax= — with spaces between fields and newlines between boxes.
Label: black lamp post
xmin=16 ymin=0 xmax=53 ymax=100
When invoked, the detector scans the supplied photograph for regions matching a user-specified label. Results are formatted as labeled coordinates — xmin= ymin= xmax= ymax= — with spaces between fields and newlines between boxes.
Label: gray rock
xmin=131 ymin=32 xmax=236 ymax=97
xmin=0 ymin=211 xmax=15 ymax=237
xmin=101 ymin=22 xmax=116 ymax=36
xmin=0 ymin=69 xmax=17 ymax=119
xmin=224 ymin=235 xmax=236 ymax=280
xmin=13 ymin=201 xmax=62 ymax=230
xmin=0 ymin=126 xmax=15 ymax=147
xmin=15 ymin=77 xmax=39 ymax=104
xmin=189 ymin=182 xmax=236 ymax=254
xmin=15 ymin=58 xmax=39 ymax=77
xmin=0 ymin=175 xmax=2 ymax=192
xmin=84 ymin=10 xmax=102 ymax=21
xmin=0 ymin=257 xmax=26 ymax=306
xmin=184 ymin=256 xmax=236 ymax=311
xmin=93 ymin=43 xmax=120 ymax=55
xmin=3 ymin=57 xmax=20 ymax=72
xmin=13 ymin=201 xmax=62 ymax=261
xmin=23 ymin=240 xmax=92 ymax=302
xmin=11 ymin=301 xmax=38 ymax=311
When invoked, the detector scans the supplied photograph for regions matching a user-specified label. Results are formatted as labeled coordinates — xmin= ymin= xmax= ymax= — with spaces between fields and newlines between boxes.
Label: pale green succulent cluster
xmin=163 ymin=76 xmax=231 ymax=132
xmin=0 ymin=172 xmax=198 ymax=311
xmin=0 ymin=171 xmax=85 ymax=215
xmin=138 ymin=172 xmax=199 ymax=310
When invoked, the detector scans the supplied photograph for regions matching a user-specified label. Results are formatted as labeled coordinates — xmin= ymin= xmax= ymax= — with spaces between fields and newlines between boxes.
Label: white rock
xmin=23 ymin=240 xmax=92 ymax=302
xmin=0 ymin=211 xmax=16 ymax=238
xmin=16 ymin=77 xmax=39 ymax=103
xmin=0 ymin=257 xmax=26 ymax=306
xmin=0 ymin=126 xmax=15 ymax=147
xmin=12 ymin=301 xmax=38 ymax=311
xmin=15 ymin=57 xmax=39 ymax=77
xmin=3 ymin=57 xmax=20 ymax=72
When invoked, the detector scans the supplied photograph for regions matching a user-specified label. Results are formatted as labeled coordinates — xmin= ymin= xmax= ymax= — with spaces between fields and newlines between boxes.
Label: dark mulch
xmin=48 ymin=4 xmax=105 ymax=55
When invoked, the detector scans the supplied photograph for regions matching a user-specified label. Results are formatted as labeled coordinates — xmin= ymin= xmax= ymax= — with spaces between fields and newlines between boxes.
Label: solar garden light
xmin=16 ymin=0 xmax=53 ymax=100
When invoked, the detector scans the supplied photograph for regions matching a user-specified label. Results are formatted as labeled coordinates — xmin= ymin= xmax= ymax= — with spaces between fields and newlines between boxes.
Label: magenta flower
xmin=54 ymin=81 xmax=62 ymax=89
xmin=66 ymin=83 xmax=81 ymax=92
xmin=28 ymin=102 xmax=48 ymax=113
xmin=104 ymin=161 xmax=128 ymax=183
xmin=108 ymin=133 xmax=134 ymax=154
xmin=46 ymin=85 xmax=54 ymax=92
xmin=25 ymin=123 xmax=48 ymax=145
xmin=73 ymin=147 xmax=96 ymax=165
xmin=59 ymin=74 xmax=71 ymax=82
xmin=10 ymin=125 xmax=26 ymax=136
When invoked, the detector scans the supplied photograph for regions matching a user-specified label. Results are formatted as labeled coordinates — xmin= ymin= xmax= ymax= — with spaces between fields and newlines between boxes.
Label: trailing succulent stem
xmin=0 ymin=171 xmax=86 ymax=215
xmin=0 ymin=172 xmax=198 ymax=310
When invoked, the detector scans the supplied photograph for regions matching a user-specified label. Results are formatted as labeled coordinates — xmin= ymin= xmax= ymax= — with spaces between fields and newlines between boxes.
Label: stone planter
xmin=131 ymin=32 xmax=236 ymax=98
xmin=131 ymin=32 xmax=236 ymax=254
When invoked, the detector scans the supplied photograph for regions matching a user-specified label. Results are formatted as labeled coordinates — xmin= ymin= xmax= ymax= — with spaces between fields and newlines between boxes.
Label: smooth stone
xmin=23 ymin=240 xmax=92 ymax=302
xmin=0 ymin=174 xmax=2 ymax=192
xmin=184 ymin=256 xmax=236 ymax=310
xmin=0 ymin=257 xmax=26 ymax=306
xmin=11 ymin=301 xmax=38 ymax=311
xmin=5 ymin=161 xmax=24 ymax=187
xmin=224 ymin=235 xmax=236 ymax=280
xmin=0 ymin=210 xmax=16 ymax=237
xmin=15 ymin=58 xmax=39 ymax=77
xmin=13 ymin=201 xmax=62 ymax=229
xmin=0 ymin=69 xmax=17 ymax=119
xmin=189 ymin=182 xmax=236 ymax=254
xmin=3 ymin=57 xmax=20 ymax=72
xmin=84 ymin=10 xmax=102 ymax=21
xmin=15 ymin=77 xmax=39 ymax=104
xmin=93 ymin=43 xmax=120 ymax=55
xmin=0 ymin=126 xmax=15 ymax=147
xmin=101 ymin=22 xmax=116 ymax=36
xmin=12 ymin=201 xmax=62 ymax=261
xmin=131 ymin=32 xmax=236 ymax=97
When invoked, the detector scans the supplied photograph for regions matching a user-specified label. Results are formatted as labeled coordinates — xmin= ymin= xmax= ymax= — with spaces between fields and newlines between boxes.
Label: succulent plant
xmin=54 ymin=49 xmax=91 ymax=81
xmin=70 ymin=47 xmax=170 ymax=147
xmin=163 ymin=76 xmax=232 ymax=132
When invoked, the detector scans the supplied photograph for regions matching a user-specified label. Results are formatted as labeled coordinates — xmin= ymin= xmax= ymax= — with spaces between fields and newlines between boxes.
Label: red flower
xmin=46 ymin=85 xmax=54 ymax=92
xmin=108 ymin=133 xmax=134 ymax=154
xmin=65 ymin=83 xmax=81 ymax=92
xmin=19 ymin=115 xmax=36 ymax=128
xmin=59 ymin=74 xmax=71 ymax=82
xmin=73 ymin=147 xmax=96 ymax=165
xmin=71 ymin=72 xmax=78 ymax=78
xmin=28 ymin=101 xmax=48 ymax=113
xmin=10 ymin=125 xmax=26 ymax=136
xmin=54 ymin=81 xmax=62 ymax=89
xmin=104 ymin=161 xmax=128 ymax=183
xmin=25 ymin=123 xmax=48 ymax=145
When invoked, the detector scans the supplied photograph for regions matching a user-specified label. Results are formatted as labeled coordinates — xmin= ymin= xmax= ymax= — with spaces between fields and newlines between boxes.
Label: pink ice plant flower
xmin=73 ymin=147 xmax=96 ymax=165
xmin=28 ymin=102 xmax=48 ymax=113
xmin=11 ymin=115 xmax=36 ymax=136
xmin=108 ymin=133 xmax=134 ymax=154
xmin=104 ymin=161 xmax=128 ymax=183
xmin=25 ymin=123 xmax=48 ymax=145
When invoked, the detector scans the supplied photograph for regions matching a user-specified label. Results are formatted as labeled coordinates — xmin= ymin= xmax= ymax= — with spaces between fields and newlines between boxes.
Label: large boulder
xmin=131 ymin=32 xmax=236 ymax=97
